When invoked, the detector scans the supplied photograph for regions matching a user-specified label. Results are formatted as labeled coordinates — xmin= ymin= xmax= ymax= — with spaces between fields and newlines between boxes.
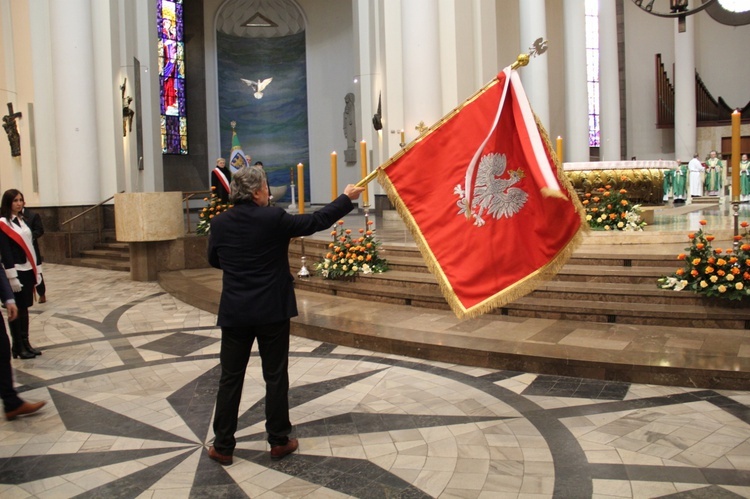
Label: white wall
xmin=301 ymin=0 xmax=356 ymax=203
xmin=623 ymin=0 xmax=675 ymax=159
xmin=624 ymin=3 xmax=750 ymax=160
xmin=695 ymin=15 xmax=750 ymax=109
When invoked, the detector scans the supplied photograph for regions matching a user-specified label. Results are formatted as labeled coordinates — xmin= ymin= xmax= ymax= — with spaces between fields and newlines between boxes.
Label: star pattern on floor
xmin=0 ymin=264 xmax=748 ymax=498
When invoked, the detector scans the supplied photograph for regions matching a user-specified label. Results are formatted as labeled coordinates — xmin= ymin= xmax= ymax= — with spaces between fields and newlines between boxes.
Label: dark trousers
xmin=212 ymin=320 xmax=291 ymax=454
xmin=0 ymin=320 xmax=23 ymax=413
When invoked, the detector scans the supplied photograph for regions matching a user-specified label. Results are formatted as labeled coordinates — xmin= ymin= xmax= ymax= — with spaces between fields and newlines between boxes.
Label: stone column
xmin=49 ymin=0 xmax=101 ymax=205
xmin=401 ymin=0 xmax=441 ymax=144
xmin=674 ymin=16 xmax=696 ymax=163
xmin=599 ymin=0 xmax=621 ymax=161
xmin=563 ymin=0 xmax=589 ymax=162
xmin=519 ymin=0 xmax=550 ymax=129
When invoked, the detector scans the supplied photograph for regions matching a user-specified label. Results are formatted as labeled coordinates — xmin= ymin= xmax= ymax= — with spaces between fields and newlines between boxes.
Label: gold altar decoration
xmin=564 ymin=168 xmax=665 ymax=205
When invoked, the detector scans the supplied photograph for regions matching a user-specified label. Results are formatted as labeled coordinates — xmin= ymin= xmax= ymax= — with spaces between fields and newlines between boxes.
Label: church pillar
xmin=519 ymin=0 xmax=550 ymax=129
xmin=401 ymin=0 xmax=441 ymax=143
xmin=674 ymin=16 xmax=696 ymax=162
xmin=49 ymin=0 xmax=100 ymax=205
xmin=599 ymin=0 xmax=621 ymax=161
xmin=563 ymin=0 xmax=589 ymax=162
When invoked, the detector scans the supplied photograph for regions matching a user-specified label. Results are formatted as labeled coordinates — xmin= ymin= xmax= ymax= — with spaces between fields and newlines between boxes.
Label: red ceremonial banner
xmin=377 ymin=68 xmax=585 ymax=318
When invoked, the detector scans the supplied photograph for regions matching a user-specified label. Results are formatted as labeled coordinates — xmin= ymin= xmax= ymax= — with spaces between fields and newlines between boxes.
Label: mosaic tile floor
xmin=0 ymin=265 xmax=748 ymax=498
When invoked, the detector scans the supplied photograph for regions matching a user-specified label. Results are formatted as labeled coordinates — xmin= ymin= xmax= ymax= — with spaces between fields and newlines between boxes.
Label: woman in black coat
xmin=0 ymin=190 xmax=43 ymax=359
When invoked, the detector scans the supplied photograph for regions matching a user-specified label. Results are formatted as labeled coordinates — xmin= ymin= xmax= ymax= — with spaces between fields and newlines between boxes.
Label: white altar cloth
xmin=563 ymin=160 xmax=679 ymax=171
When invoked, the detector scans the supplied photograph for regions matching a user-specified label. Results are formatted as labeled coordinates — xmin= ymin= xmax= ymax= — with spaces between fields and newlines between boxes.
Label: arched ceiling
xmin=216 ymin=0 xmax=305 ymax=38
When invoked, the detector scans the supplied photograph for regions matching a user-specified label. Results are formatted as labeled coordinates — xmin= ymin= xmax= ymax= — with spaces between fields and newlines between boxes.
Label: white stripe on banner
xmin=509 ymin=71 xmax=561 ymax=192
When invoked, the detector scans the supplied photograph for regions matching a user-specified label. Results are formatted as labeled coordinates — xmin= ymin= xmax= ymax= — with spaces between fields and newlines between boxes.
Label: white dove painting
xmin=241 ymin=77 xmax=273 ymax=99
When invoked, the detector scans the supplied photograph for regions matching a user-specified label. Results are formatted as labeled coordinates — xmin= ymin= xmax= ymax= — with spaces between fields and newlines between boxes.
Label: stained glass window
xmin=157 ymin=0 xmax=187 ymax=154
xmin=584 ymin=0 xmax=600 ymax=148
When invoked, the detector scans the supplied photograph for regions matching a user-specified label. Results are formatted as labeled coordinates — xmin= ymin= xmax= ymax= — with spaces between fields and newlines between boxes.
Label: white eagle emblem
xmin=455 ymin=153 xmax=528 ymax=227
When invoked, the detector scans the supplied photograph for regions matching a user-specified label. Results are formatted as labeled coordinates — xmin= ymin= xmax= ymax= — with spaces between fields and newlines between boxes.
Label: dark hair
xmin=254 ymin=161 xmax=263 ymax=166
xmin=0 ymin=189 xmax=23 ymax=220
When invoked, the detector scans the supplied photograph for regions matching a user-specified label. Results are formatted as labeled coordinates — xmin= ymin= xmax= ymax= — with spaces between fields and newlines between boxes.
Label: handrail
xmin=183 ymin=190 xmax=211 ymax=234
xmin=61 ymin=191 xmax=123 ymax=226
xmin=61 ymin=191 xmax=123 ymax=259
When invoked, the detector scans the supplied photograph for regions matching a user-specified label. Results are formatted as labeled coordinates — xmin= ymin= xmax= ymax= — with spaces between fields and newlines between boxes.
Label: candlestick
xmin=297 ymin=163 xmax=305 ymax=214
xmin=360 ymin=140 xmax=369 ymax=206
xmin=731 ymin=110 xmax=741 ymax=202
xmin=556 ymin=136 xmax=563 ymax=164
xmin=331 ymin=151 xmax=338 ymax=201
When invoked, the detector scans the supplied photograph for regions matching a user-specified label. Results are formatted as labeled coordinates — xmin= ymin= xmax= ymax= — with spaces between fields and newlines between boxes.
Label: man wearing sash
xmin=211 ymin=158 xmax=232 ymax=204
xmin=705 ymin=150 xmax=723 ymax=197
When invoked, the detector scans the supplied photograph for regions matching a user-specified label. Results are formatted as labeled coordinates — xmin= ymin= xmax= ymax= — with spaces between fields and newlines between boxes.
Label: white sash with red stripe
xmin=0 ymin=218 xmax=41 ymax=285
xmin=213 ymin=167 xmax=231 ymax=195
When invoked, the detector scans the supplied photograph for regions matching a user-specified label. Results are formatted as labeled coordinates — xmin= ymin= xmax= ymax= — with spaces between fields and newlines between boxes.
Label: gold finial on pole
xmin=511 ymin=54 xmax=530 ymax=71
xmin=512 ymin=37 xmax=548 ymax=70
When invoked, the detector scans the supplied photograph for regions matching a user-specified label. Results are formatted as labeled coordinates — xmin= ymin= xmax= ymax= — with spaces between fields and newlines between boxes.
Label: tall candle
xmin=297 ymin=163 xmax=305 ymax=214
xmin=331 ymin=151 xmax=338 ymax=201
xmin=556 ymin=136 xmax=563 ymax=164
xmin=360 ymin=140 xmax=369 ymax=206
xmin=400 ymin=129 xmax=405 ymax=145
xmin=731 ymin=110 xmax=741 ymax=201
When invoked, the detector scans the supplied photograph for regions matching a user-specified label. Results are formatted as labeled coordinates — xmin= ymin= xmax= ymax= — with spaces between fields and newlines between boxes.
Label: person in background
xmin=688 ymin=154 xmax=704 ymax=198
xmin=672 ymin=160 xmax=687 ymax=202
xmin=206 ymin=166 xmax=364 ymax=465
xmin=21 ymin=202 xmax=46 ymax=303
xmin=0 ymin=190 xmax=43 ymax=359
xmin=211 ymin=158 xmax=232 ymax=204
xmin=0 ymin=264 xmax=44 ymax=421
xmin=739 ymin=153 xmax=749 ymax=203
xmin=704 ymin=150 xmax=723 ymax=197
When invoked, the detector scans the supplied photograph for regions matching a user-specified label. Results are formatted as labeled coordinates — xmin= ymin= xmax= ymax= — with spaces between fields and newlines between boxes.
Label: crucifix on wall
xmin=2 ymin=102 xmax=22 ymax=157
xmin=120 ymin=78 xmax=135 ymax=137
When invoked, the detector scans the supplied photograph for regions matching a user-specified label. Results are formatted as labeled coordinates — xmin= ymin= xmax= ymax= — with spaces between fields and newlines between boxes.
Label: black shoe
xmin=12 ymin=348 xmax=35 ymax=359
xmin=23 ymin=339 xmax=41 ymax=356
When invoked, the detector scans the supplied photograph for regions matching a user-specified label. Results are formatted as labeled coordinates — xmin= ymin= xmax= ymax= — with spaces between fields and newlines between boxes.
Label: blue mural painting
xmin=217 ymin=31 xmax=308 ymax=202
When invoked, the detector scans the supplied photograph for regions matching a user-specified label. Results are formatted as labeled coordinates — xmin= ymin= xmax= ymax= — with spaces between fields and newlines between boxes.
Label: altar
xmin=563 ymin=160 xmax=678 ymax=205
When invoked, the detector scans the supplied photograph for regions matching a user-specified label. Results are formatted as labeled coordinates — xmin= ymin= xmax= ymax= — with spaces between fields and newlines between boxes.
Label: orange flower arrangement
xmin=316 ymin=219 xmax=388 ymax=279
xmin=658 ymin=221 xmax=750 ymax=300
xmin=580 ymin=186 xmax=645 ymax=231
xmin=196 ymin=188 xmax=232 ymax=235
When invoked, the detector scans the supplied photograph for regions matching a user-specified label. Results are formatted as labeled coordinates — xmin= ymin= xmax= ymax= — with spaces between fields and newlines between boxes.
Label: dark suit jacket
xmin=0 ymin=263 xmax=13 ymax=304
xmin=208 ymin=194 xmax=354 ymax=326
xmin=0 ymin=218 xmax=42 ymax=271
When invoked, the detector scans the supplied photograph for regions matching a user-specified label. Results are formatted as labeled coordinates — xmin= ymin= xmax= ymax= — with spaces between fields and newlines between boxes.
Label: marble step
xmin=79 ymin=249 xmax=130 ymax=261
xmin=292 ymin=272 xmax=750 ymax=329
xmin=68 ymin=257 xmax=130 ymax=272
